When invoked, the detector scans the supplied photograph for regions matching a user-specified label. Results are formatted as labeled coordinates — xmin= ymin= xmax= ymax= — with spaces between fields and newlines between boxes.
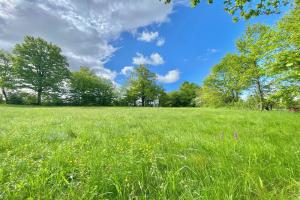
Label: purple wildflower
xmin=234 ymin=132 xmax=238 ymax=140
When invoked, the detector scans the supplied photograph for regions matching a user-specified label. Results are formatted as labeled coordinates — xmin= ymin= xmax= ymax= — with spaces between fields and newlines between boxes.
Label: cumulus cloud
xmin=121 ymin=66 xmax=134 ymax=76
xmin=0 ymin=0 xmax=173 ymax=82
xmin=157 ymin=70 xmax=180 ymax=83
xmin=132 ymin=52 xmax=164 ymax=66
xmin=136 ymin=30 xmax=165 ymax=46
xmin=137 ymin=31 xmax=159 ymax=42
xmin=156 ymin=38 xmax=165 ymax=46
xmin=92 ymin=67 xmax=118 ymax=81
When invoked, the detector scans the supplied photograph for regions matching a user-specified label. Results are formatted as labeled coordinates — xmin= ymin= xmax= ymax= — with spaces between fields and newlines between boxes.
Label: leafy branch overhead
xmin=163 ymin=0 xmax=291 ymax=21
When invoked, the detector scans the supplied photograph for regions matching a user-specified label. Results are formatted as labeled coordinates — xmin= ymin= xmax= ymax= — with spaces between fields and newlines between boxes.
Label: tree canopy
xmin=13 ymin=36 xmax=70 ymax=105
xmin=161 ymin=81 xmax=200 ymax=107
xmin=202 ymin=54 xmax=251 ymax=105
xmin=163 ymin=0 xmax=291 ymax=21
xmin=70 ymin=67 xmax=115 ymax=106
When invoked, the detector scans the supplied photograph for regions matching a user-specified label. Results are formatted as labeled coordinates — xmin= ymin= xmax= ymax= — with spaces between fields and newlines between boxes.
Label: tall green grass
xmin=0 ymin=106 xmax=299 ymax=199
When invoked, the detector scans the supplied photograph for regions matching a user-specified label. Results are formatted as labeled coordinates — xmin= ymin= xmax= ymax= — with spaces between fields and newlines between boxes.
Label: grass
xmin=0 ymin=105 xmax=299 ymax=199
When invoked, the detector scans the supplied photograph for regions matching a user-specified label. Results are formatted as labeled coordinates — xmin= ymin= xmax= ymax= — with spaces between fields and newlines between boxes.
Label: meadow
xmin=0 ymin=106 xmax=299 ymax=199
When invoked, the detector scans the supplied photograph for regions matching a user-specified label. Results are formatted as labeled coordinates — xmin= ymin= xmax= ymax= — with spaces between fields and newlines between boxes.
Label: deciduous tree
xmin=201 ymin=54 xmax=251 ymax=106
xmin=70 ymin=67 xmax=115 ymax=106
xmin=13 ymin=36 xmax=70 ymax=105
xmin=236 ymin=24 xmax=275 ymax=110
xmin=126 ymin=65 xmax=161 ymax=106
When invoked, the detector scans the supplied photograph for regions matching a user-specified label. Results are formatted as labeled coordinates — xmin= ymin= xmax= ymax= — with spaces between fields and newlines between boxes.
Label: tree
xmin=197 ymin=85 xmax=225 ymax=107
xmin=163 ymin=82 xmax=200 ymax=107
xmin=163 ymin=0 xmax=291 ymax=21
xmin=269 ymin=1 xmax=300 ymax=108
xmin=0 ymin=50 xmax=14 ymax=103
xmin=201 ymin=54 xmax=251 ymax=106
xmin=126 ymin=65 xmax=161 ymax=106
xmin=13 ymin=36 xmax=70 ymax=105
xmin=163 ymin=91 xmax=182 ymax=107
xmin=70 ymin=67 xmax=115 ymax=106
xmin=178 ymin=81 xmax=200 ymax=106
xmin=275 ymin=0 xmax=300 ymax=75
xmin=236 ymin=24 xmax=275 ymax=110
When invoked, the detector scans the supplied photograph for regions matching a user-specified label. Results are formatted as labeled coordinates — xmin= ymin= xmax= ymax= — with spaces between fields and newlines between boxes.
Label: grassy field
xmin=0 ymin=106 xmax=299 ymax=199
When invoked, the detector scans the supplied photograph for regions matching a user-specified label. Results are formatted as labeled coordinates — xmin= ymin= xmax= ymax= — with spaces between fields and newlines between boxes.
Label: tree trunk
xmin=141 ymin=96 xmax=145 ymax=107
xmin=37 ymin=89 xmax=42 ymax=105
xmin=256 ymin=79 xmax=264 ymax=111
xmin=1 ymin=88 xmax=8 ymax=104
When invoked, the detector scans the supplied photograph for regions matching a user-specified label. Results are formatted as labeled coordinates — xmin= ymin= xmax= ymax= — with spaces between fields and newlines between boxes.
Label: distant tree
xmin=13 ymin=36 xmax=70 ymax=105
xmin=164 ymin=91 xmax=182 ymax=107
xmin=70 ymin=67 xmax=115 ymax=106
xmin=163 ymin=0 xmax=291 ymax=21
xmin=0 ymin=50 xmax=14 ymax=103
xmin=160 ymin=82 xmax=199 ymax=107
xmin=126 ymin=65 xmax=161 ymax=106
xmin=157 ymin=89 xmax=169 ymax=107
xmin=178 ymin=81 xmax=200 ymax=106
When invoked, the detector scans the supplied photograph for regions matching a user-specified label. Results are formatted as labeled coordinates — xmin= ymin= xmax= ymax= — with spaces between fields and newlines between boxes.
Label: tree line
xmin=0 ymin=36 xmax=200 ymax=107
xmin=0 ymin=1 xmax=299 ymax=109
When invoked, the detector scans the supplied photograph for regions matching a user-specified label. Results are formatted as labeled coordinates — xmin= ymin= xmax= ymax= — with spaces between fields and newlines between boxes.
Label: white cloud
xmin=132 ymin=53 xmax=148 ymax=65
xmin=150 ymin=53 xmax=164 ymax=65
xmin=90 ymin=66 xmax=119 ymax=87
xmin=93 ymin=67 xmax=117 ymax=81
xmin=207 ymin=48 xmax=218 ymax=54
xmin=156 ymin=37 xmax=165 ymax=46
xmin=121 ymin=66 xmax=134 ymax=75
xmin=136 ymin=31 xmax=165 ymax=46
xmin=137 ymin=31 xmax=159 ymax=42
xmin=132 ymin=52 xmax=164 ymax=66
xmin=157 ymin=69 xmax=180 ymax=83
xmin=0 ymin=0 xmax=174 ymax=83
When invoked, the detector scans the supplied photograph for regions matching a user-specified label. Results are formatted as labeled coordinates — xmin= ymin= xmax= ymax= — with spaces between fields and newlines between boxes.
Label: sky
xmin=0 ymin=0 xmax=289 ymax=91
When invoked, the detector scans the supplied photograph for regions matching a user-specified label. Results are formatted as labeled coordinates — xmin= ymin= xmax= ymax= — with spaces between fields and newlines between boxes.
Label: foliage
xmin=200 ymin=9 xmax=299 ymax=110
xmin=162 ymin=91 xmax=182 ymax=107
xmin=162 ymin=81 xmax=200 ymax=107
xmin=196 ymin=85 xmax=226 ymax=107
xmin=177 ymin=81 xmax=200 ymax=106
xmin=202 ymin=54 xmax=252 ymax=105
xmin=269 ymin=1 xmax=300 ymax=108
xmin=0 ymin=50 xmax=14 ymax=103
xmin=236 ymin=24 xmax=276 ymax=110
xmin=163 ymin=0 xmax=291 ymax=21
xmin=70 ymin=67 xmax=115 ymax=106
xmin=13 ymin=36 xmax=70 ymax=105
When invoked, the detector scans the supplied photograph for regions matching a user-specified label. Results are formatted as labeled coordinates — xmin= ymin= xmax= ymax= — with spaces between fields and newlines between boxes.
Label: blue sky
xmin=0 ymin=0 xmax=289 ymax=92
xmin=108 ymin=2 xmax=287 ymax=91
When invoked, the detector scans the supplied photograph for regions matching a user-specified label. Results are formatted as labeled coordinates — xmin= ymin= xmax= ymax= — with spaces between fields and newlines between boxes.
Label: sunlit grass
xmin=0 ymin=106 xmax=299 ymax=199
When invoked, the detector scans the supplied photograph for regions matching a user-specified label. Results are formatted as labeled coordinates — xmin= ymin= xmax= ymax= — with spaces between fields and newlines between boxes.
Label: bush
xmin=7 ymin=92 xmax=36 ymax=105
